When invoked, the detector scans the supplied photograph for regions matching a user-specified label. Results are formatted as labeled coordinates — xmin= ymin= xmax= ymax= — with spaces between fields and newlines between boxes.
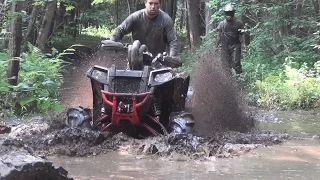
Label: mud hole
xmin=0 ymin=47 xmax=291 ymax=162
xmin=0 ymin=119 xmax=290 ymax=160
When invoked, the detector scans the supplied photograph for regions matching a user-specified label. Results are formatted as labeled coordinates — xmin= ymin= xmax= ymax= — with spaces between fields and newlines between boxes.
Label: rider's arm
xmin=164 ymin=18 xmax=179 ymax=57
xmin=110 ymin=14 xmax=135 ymax=41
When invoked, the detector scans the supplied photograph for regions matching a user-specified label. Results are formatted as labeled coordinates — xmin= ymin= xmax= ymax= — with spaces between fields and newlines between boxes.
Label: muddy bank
xmin=0 ymin=124 xmax=73 ymax=180
xmin=0 ymin=146 xmax=72 ymax=180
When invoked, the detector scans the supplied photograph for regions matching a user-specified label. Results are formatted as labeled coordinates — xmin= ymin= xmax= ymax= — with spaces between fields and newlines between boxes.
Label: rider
xmin=216 ymin=3 xmax=244 ymax=74
xmin=110 ymin=0 xmax=181 ymax=67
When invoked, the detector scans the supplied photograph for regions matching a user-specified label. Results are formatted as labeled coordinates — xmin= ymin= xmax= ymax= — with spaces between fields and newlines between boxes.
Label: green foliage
xmin=255 ymin=61 xmax=320 ymax=109
xmin=206 ymin=0 xmax=320 ymax=109
xmin=91 ymin=0 xmax=115 ymax=5
xmin=0 ymin=52 xmax=7 ymax=61
xmin=81 ymin=26 xmax=112 ymax=38
xmin=0 ymin=44 xmax=71 ymax=114
xmin=80 ymin=8 xmax=114 ymax=28
xmin=50 ymin=33 xmax=103 ymax=50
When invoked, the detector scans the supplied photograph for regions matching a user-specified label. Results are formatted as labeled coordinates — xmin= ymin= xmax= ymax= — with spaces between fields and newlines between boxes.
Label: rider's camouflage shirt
xmin=110 ymin=9 xmax=179 ymax=57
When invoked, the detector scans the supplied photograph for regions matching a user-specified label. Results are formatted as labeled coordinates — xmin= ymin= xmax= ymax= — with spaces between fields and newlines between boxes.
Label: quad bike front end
xmin=66 ymin=40 xmax=194 ymax=136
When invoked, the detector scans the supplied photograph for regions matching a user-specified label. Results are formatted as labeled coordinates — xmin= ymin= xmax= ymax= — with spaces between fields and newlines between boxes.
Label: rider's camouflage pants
xmin=221 ymin=44 xmax=242 ymax=74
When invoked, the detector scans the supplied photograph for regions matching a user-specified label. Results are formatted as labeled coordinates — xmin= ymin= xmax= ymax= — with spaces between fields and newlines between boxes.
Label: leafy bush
xmin=254 ymin=61 xmax=320 ymax=109
xmin=81 ymin=25 xmax=112 ymax=38
xmin=0 ymin=44 xmax=71 ymax=114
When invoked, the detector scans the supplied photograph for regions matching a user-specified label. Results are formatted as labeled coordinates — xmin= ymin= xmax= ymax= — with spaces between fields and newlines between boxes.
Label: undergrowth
xmin=0 ymin=44 xmax=72 ymax=116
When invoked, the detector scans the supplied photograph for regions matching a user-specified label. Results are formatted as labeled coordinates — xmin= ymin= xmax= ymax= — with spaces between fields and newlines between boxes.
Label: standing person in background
xmin=216 ymin=3 xmax=244 ymax=74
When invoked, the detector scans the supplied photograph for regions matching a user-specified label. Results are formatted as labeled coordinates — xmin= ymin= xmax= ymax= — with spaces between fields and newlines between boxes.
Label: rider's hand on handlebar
xmin=163 ymin=56 xmax=182 ymax=68
xmin=151 ymin=53 xmax=182 ymax=68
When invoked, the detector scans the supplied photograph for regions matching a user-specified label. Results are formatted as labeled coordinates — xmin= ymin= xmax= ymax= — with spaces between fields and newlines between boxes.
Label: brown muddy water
xmin=48 ymin=110 xmax=320 ymax=180
xmin=49 ymin=139 xmax=320 ymax=180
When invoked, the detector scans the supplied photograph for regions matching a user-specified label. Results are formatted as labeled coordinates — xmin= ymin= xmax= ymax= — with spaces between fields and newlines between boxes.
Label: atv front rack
xmin=99 ymin=90 xmax=166 ymax=136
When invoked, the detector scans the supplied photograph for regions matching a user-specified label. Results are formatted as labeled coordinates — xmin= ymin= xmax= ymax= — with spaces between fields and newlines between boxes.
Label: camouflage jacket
xmin=110 ymin=9 xmax=179 ymax=57
xmin=217 ymin=18 xmax=244 ymax=46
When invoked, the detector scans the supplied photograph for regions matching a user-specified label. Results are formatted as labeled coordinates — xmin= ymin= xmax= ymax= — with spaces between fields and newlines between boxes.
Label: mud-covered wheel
xmin=66 ymin=107 xmax=91 ymax=129
xmin=169 ymin=112 xmax=195 ymax=134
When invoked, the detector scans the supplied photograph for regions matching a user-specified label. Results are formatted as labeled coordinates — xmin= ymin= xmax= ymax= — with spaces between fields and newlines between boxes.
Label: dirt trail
xmin=58 ymin=48 xmax=127 ymax=109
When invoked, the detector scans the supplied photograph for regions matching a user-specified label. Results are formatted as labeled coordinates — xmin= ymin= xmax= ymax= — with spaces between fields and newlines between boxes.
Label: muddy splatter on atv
xmin=67 ymin=40 xmax=194 ymax=137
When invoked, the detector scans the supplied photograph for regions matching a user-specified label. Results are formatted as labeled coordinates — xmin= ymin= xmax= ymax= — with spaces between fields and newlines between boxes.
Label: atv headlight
xmin=92 ymin=69 xmax=108 ymax=81
xmin=148 ymin=67 xmax=173 ymax=86
xmin=87 ymin=66 xmax=109 ymax=85
xmin=154 ymin=72 xmax=173 ymax=83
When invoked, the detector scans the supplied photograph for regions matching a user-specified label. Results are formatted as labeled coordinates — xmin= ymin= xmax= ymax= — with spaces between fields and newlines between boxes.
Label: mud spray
xmin=191 ymin=50 xmax=255 ymax=136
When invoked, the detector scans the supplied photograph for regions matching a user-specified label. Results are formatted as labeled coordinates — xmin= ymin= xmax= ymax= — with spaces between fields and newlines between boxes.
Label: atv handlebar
xmin=100 ymin=40 xmax=128 ymax=51
xmin=101 ymin=40 xmax=182 ymax=68
xmin=151 ymin=53 xmax=182 ymax=68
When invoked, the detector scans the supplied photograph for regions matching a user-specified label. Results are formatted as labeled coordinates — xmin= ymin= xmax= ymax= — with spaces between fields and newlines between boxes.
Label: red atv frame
xmin=67 ymin=40 xmax=194 ymax=137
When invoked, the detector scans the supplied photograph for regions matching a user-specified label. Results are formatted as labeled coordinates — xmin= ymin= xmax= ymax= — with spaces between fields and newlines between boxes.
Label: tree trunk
xmin=127 ymin=0 xmax=131 ymax=15
xmin=115 ymin=0 xmax=119 ymax=25
xmin=127 ymin=0 xmax=139 ymax=15
xmin=161 ymin=0 xmax=178 ymax=22
xmin=187 ymin=0 xmax=201 ymax=49
xmin=185 ymin=0 xmax=191 ymax=48
xmin=73 ymin=5 xmax=79 ymax=39
xmin=6 ymin=0 xmax=23 ymax=85
xmin=22 ymin=4 xmax=38 ymax=52
xmin=205 ymin=1 xmax=214 ymax=35
xmin=35 ymin=0 xmax=57 ymax=52
xmin=55 ymin=2 xmax=66 ymax=30
xmin=179 ymin=0 xmax=185 ymax=31
xmin=311 ymin=0 xmax=320 ymax=14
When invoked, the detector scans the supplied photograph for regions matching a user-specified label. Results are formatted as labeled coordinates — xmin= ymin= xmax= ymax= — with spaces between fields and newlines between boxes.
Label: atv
xmin=67 ymin=40 xmax=194 ymax=137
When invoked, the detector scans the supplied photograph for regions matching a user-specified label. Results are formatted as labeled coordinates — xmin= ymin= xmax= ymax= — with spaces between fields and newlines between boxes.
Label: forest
xmin=0 ymin=0 xmax=319 ymax=115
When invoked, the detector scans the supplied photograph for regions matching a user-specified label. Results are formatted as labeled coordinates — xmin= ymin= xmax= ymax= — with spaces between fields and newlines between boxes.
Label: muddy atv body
xmin=67 ymin=40 xmax=194 ymax=136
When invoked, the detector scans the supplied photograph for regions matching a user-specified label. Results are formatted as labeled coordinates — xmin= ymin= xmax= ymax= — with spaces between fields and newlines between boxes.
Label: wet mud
xmin=1 ymin=120 xmax=290 ymax=160
xmin=0 ymin=47 xmax=295 ymax=163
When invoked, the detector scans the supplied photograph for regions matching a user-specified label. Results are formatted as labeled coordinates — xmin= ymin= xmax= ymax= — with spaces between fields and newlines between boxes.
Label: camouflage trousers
xmin=221 ymin=44 xmax=242 ymax=74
